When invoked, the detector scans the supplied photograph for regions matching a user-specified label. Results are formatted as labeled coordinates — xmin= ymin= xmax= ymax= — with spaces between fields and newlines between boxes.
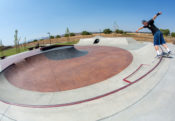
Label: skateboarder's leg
xmin=162 ymin=44 xmax=169 ymax=50
xmin=154 ymin=31 xmax=161 ymax=56
xmin=160 ymin=32 xmax=171 ymax=53
xmin=154 ymin=45 xmax=161 ymax=55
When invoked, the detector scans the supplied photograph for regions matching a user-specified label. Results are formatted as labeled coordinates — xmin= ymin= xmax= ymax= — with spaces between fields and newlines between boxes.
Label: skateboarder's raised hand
xmin=153 ymin=12 xmax=162 ymax=20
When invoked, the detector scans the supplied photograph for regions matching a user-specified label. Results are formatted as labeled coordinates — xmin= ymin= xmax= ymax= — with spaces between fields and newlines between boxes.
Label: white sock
xmin=166 ymin=48 xmax=170 ymax=52
xmin=157 ymin=50 xmax=160 ymax=55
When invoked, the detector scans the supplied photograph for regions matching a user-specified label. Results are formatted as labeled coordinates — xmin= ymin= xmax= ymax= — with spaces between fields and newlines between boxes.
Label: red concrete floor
xmin=4 ymin=46 xmax=133 ymax=92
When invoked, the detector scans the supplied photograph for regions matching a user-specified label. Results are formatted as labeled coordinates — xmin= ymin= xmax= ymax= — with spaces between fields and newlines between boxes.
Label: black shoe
xmin=157 ymin=55 xmax=162 ymax=58
xmin=168 ymin=51 xmax=171 ymax=54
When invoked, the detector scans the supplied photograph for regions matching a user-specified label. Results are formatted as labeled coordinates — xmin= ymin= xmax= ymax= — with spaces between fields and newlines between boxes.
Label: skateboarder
xmin=136 ymin=12 xmax=171 ymax=57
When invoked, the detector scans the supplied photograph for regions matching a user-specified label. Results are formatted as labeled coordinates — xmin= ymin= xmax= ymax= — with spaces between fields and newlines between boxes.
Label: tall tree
xmin=65 ymin=27 xmax=70 ymax=41
xmin=14 ymin=30 xmax=19 ymax=53
xmin=47 ymin=32 xmax=51 ymax=44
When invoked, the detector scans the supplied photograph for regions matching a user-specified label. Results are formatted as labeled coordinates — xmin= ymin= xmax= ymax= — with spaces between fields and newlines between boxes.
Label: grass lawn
xmin=1 ymin=47 xmax=28 ymax=57
xmin=0 ymin=40 xmax=79 ymax=57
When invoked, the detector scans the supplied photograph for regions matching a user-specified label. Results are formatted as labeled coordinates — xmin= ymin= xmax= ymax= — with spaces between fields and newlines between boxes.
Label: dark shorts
xmin=154 ymin=30 xmax=166 ymax=46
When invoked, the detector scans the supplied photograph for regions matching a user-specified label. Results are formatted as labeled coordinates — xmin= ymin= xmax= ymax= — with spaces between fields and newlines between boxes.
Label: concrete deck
xmin=0 ymin=37 xmax=174 ymax=121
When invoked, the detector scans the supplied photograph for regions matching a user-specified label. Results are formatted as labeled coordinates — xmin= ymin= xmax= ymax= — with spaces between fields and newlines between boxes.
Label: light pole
xmin=47 ymin=32 xmax=51 ymax=45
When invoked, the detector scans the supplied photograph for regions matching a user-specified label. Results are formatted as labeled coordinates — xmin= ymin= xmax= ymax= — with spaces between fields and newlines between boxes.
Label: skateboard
xmin=160 ymin=52 xmax=173 ymax=58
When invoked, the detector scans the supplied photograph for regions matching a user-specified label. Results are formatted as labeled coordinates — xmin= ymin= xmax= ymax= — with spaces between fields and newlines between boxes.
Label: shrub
xmin=56 ymin=35 xmax=61 ymax=38
xmin=81 ymin=31 xmax=92 ymax=35
xmin=171 ymin=32 xmax=175 ymax=37
xmin=160 ymin=29 xmax=170 ymax=36
xmin=64 ymin=34 xmax=69 ymax=37
xmin=115 ymin=29 xmax=124 ymax=34
xmin=103 ymin=29 xmax=112 ymax=34
xmin=50 ymin=36 xmax=55 ymax=39
xmin=33 ymin=39 xmax=38 ymax=42
xmin=70 ymin=33 xmax=75 ymax=36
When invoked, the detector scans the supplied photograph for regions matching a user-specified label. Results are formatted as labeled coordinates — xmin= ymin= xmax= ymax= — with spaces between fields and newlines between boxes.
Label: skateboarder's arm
xmin=136 ymin=27 xmax=144 ymax=33
xmin=153 ymin=12 xmax=162 ymax=20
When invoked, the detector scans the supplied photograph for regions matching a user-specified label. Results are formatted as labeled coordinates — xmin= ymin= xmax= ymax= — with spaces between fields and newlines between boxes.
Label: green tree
xmin=64 ymin=34 xmax=69 ymax=37
xmin=103 ymin=29 xmax=112 ymax=34
xmin=115 ymin=29 xmax=124 ymax=34
xmin=81 ymin=31 xmax=92 ymax=35
xmin=70 ymin=33 xmax=75 ymax=36
xmin=64 ymin=28 xmax=76 ymax=37
xmin=171 ymin=32 xmax=175 ymax=37
xmin=14 ymin=30 xmax=19 ymax=53
xmin=65 ymin=28 xmax=70 ymax=36
xmin=56 ymin=35 xmax=61 ymax=38
xmin=33 ymin=39 xmax=38 ymax=42
xmin=65 ymin=27 xmax=70 ymax=41
xmin=160 ymin=29 xmax=170 ymax=36
xmin=50 ymin=36 xmax=55 ymax=39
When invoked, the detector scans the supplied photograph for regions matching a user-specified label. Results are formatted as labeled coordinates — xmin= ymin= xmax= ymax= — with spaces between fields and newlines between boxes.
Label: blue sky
xmin=0 ymin=0 xmax=175 ymax=45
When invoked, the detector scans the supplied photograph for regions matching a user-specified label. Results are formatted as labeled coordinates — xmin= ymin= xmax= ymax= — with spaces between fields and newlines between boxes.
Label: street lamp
xmin=47 ymin=32 xmax=51 ymax=45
